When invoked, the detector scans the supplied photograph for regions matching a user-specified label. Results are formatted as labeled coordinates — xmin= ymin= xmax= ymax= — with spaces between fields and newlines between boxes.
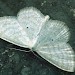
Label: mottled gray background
xmin=0 ymin=0 xmax=75 ymax=75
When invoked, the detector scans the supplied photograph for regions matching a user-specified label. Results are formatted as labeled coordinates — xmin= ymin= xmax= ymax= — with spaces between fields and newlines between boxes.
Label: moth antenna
xmin=7 ymin=47 xmax=31 ymax=52
xmin=7 ymin=47 xmax=41 ymax=59
xmin=29 ymin=48 xmax=42 ymax=59
xmin=30 ymin=50 xmax=41 ymax=59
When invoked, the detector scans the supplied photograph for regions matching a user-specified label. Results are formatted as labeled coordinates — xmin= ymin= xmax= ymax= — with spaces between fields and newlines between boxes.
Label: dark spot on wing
xmin=52 ymin=39 xmax=53 ymax=41
xmin=27 ymin=27 xmax=28 ymax=28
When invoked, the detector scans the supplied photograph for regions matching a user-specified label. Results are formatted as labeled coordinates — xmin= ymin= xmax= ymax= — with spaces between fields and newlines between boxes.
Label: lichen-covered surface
xmin=0 ymin=0 xmax=75 ymax=75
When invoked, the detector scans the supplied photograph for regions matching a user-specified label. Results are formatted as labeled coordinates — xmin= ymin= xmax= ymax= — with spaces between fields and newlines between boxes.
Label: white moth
xmin=0 ymin=7 xmax=74 ymax=72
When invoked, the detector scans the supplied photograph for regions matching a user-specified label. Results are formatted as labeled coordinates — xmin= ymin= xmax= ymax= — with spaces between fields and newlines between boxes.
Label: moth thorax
xmin=28 ymin=38 xmax=37 ymax=49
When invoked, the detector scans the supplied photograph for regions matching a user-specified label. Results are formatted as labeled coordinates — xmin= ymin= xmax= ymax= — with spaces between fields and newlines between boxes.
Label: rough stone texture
xmin=0 ymin=0 xmax=75 ymax=75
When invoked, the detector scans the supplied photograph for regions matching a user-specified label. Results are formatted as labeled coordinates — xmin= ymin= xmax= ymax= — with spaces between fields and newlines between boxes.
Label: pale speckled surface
xmin=0 ymin=0 xmax=75 ymax=75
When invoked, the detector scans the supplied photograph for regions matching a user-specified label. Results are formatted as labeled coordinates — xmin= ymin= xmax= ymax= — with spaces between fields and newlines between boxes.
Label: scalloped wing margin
xmin=35 ymin=42 xmax=75 ymax=72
